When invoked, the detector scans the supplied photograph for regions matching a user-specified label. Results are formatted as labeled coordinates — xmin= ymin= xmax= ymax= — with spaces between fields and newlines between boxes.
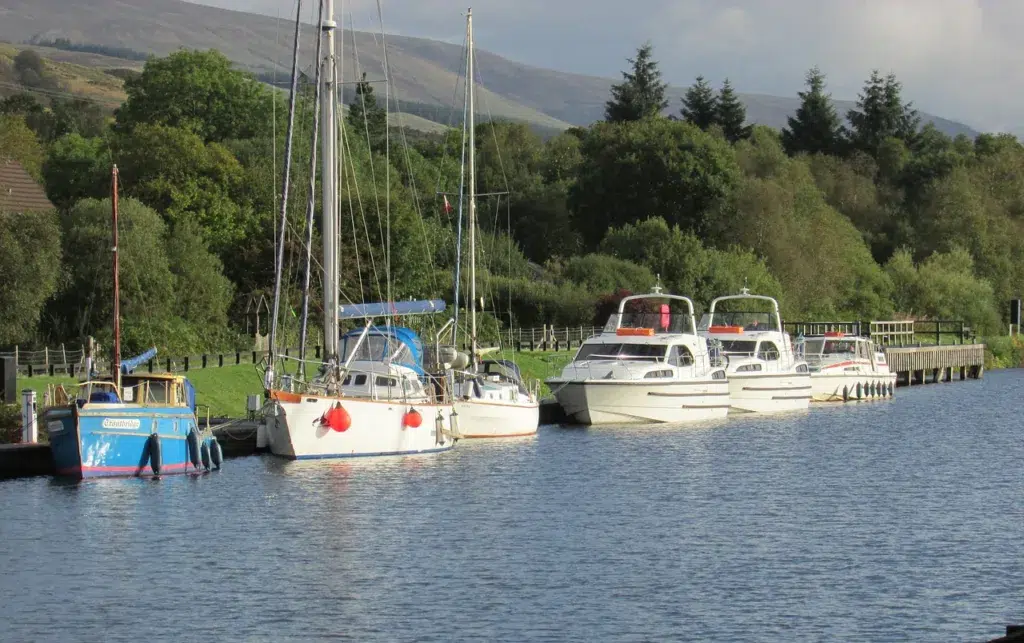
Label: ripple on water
xmin=0 ymin=372 xmax=1023 ymax=641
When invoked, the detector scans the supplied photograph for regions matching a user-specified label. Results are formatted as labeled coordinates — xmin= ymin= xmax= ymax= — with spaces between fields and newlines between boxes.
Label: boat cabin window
xmin=699 ymin=311 xmax=778 ymax=331
xmin=667 ymin=345 xmax=694 ymax=367
xmin=121 ymin=376 xmax=170 ymax=404
xmin=375 ymin=376 xmax=398 ymax=388
xmin=342 ymin=374 xmax=368 ymax=386
xmin=718 ymin=340 xmax=757 ymax=355
xmin=575 ymin=343 xmax=667 ymax=362
xmin=342 ymin=334 xmax=414 ymax=366
xmin=604 ymin=311 xmax=694 ymax=334
xmin=756 ymin=341 xmax=780 ymax=361
xmin=822 ymin=340 xmax=857 ymax=356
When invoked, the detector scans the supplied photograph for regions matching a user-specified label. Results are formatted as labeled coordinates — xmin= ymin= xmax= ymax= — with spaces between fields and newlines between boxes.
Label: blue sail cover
xmin=337 ymin=299 xmax=446 ymax=320
xmin=341 ymin=326 xmax=426 ymax=374
xmin=120 ymin=347 xmax=158 ymax=374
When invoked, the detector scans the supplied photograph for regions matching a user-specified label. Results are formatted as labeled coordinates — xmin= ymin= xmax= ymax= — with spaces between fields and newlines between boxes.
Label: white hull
xmin=453 ymin=399 xmax=540 ymax=438
xmin=550 ymin=379 xmax=730 ymax=425
xmin=728 ymin=373 xmax=812 ymax=414
xmin=266 ymin=393 xmax=456 ymax=459
xmin=810 ymin=371 xmax=897 ymax=402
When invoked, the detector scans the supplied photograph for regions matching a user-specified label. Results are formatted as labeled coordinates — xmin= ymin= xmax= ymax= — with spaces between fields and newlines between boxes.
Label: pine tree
xmin=846 ymin=70 xmax=920 ymax=156
xmin=781 ymin=67 xmax=845 ymax=156
xmin=680 ymin=76 xmax=718 ymax=130
xmin=347 ymin=72 xmax=387 ymax=152
xmin=715 ymin=79 xmax=750 ymax=142
xmin=604 ymin=43 xmax=669 ymax=123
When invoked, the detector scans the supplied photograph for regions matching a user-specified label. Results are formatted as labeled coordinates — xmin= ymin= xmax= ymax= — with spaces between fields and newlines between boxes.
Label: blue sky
xmin=192 ymin=0 xmax=1023 ymax=133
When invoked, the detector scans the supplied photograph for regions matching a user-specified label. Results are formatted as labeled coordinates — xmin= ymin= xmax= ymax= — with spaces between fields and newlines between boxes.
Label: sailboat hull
xmin=453 ymin=399 xmax=539 ymax=438
xmin=266 ymin=392 xmax=457 ymax=459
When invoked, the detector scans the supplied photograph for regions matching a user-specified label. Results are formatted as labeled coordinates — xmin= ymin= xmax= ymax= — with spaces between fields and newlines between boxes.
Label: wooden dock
xmin=884 ymin=344 xmax=985 ymax=386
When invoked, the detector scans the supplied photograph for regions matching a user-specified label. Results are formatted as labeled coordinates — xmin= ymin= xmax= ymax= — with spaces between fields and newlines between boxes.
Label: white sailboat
xmin=698 ymin=290 xmax=811 ymax=414
xmin=262 ymin=0 xmax=457 ymax=459
xmin=449 ymin=8 xmax=540 ymax=438
xmin=546 ymin=287 xmax=730 ymax=424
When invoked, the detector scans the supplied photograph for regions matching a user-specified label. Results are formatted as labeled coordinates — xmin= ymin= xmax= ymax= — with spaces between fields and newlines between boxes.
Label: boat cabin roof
xmin=700 ymin=289 xmax=783 ymax=334
xmin=604 ymin=289 xmax=698 ymax=336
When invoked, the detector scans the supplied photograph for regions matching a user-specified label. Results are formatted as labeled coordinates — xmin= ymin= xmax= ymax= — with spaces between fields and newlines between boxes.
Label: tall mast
xmin=111 ymin=165 xmax=121 ymax=389
xmin=298 ymin=0 xmax=325 ymax=377
xmin=467 ymin=7 xmax=477 ymax=370
xmin=268 ymin=0 xmax=304 ymax=376
xmin=321 ymin=0 xmax=340 ymax=365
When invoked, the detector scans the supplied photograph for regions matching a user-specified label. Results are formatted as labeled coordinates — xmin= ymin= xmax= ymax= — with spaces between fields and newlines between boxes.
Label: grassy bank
xmin=14 ymin=351 xmax=576 ymax=418
xmin=983 ymin=336 xmax=1024 ymax=369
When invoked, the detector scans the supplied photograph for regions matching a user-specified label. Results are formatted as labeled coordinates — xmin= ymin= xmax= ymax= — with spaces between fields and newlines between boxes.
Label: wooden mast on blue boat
xmin=111 ymin=165 xmax=121 ymax=393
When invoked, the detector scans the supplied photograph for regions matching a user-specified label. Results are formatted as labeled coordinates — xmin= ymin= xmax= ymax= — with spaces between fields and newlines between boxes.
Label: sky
xmin=192 ymin=0 xmax=1023 ymax=133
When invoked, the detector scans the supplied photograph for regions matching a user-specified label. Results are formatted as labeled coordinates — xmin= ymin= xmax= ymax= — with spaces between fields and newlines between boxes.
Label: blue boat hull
xmin=44 ymin=405 xmax=203 ymax=479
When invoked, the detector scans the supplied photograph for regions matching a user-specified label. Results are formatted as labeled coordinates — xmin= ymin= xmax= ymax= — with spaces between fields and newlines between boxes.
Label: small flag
xmin=443 ymin=194 xmax=453 ymax=214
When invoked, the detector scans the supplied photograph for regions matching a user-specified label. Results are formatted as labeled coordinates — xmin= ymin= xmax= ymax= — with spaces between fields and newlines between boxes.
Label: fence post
xmin=201 ymin=354 xmax=207 ymax=369
xmin=27 ymin=364 xmax=33 ymax=377
xmin=14 ymin=345 xmax=18 ymax=368
xmin=167 ymin=357 xmax=172 ymax=372
xmin=236 ymin=351 xmax=241 ymax=365
xmin=61 ymin=343 xmax=67 ymax=365
xmin=935 ymin=322 xmax=940 ymax=346
xmin=184 ymin=356 xmax=190 ymax=372
xmin=44 ymin=346 xmax=49 ymax=367
xmin=148 ymin=359 xmax=154 ymax=373
xmin=252 ymin=351 xmax=257 ymax=364
xmin=218 ymin=354 xmax=224 ymax=368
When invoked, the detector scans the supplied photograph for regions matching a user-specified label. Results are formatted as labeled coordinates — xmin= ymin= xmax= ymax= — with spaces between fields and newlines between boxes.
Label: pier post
xmin=21 ymin=389 xmax=37 ymax=444
xmin=960 ymin=366 xmax=967 ymax=380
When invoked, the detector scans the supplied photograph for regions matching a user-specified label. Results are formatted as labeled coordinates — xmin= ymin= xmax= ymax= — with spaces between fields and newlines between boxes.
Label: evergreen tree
xmin=347 ymin=72 xmax=388 ymax=152
xmin=846 ymin=70 xmax=920 ymax=156
xmin=716 ymin=79 xmax=750 ymax=142
xmin=681 ymin=76 xmax=718 ymax=130
xmin=781 ymin=67 xmax=845 ymax=156
xmin=604 ymin=43 xmax=669 ymax=122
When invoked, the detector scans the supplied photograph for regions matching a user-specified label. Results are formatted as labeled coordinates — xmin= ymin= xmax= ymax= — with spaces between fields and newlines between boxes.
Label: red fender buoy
xmin=322 ymin=405 xmax=351 ymax=432
xmin=403 ymin=408 xmax=423 ymax=428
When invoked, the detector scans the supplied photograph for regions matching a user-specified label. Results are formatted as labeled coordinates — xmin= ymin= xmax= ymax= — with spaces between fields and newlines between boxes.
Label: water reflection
xmin=0 ymin=373 xmax=1021 ymax=641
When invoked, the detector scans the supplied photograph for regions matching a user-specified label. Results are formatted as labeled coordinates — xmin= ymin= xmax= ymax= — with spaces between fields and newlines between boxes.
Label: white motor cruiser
xmin=795 ymin=332 xmax=897 ymax=402
xmin=546 ymin=288 xmax=729 ymax=425
xmin=699 ymin=290 xmax=811 ymax=414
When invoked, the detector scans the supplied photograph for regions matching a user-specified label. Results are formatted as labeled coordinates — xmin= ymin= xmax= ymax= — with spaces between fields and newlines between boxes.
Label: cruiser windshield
xmin=574 ymin=343 xmax=667 ymax=362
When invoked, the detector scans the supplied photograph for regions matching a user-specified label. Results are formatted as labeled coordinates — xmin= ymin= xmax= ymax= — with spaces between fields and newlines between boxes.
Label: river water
xmin=1 ymin=371 xmax=1022 ymax=641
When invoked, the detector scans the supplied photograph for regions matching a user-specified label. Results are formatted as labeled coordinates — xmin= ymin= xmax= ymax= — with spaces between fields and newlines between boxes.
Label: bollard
xmin=21 ymin=389 xmax=38 ymax=443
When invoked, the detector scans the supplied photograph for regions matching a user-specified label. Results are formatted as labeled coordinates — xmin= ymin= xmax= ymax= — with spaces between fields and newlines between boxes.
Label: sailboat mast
xmin=111 ymin=165 xmax=121 ymax=388
xmin=321 ymin=0 xmax=340 ymax=364
xmin=467 ymin=7 xmax=477 ymax=370
xmin=298 ymin=0 xmax=325 ymax=375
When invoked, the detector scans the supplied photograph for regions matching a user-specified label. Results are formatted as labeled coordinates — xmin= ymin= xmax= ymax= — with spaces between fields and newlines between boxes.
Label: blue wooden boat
xmin=41 ymin=165 xmax=221 ymax=479
xmin=43 ymin=371 xmax=218 ymax=479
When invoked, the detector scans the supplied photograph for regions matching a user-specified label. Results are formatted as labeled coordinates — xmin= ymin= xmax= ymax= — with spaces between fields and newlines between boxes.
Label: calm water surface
xmin=2 ymin=371 xmax=1023 ymax=641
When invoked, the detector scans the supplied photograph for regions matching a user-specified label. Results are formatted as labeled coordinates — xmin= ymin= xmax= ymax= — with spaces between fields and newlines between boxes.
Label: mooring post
xmin=21 ymin=389 xmax=37 ymax=444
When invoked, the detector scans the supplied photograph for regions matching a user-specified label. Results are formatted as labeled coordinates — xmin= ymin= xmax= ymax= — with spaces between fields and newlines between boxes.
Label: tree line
xmin=0 ymin=45 xmax=1017 ymax=356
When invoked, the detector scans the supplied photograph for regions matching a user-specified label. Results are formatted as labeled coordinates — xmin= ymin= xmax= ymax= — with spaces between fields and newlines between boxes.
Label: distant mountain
xmin=0 ymin=0 xmax=980 ymax=138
